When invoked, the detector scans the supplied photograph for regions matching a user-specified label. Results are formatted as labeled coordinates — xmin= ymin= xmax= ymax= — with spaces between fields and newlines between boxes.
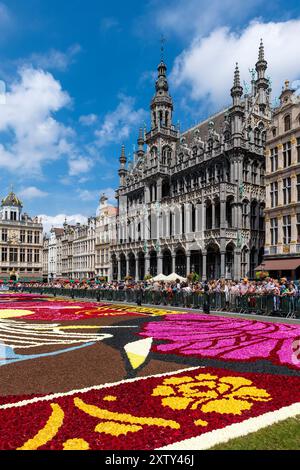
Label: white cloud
xmin=39 ymin=214 xmax=88 ymax=234
xmin=77 ymin=187 xmax=116 ymax=204
xmin=0 ymin=66 xmax=73 ymax=176
xmin=79 ymin=113 xmax=98 ymax=126
xmin=68 ymin=157 xmax=94 ymax=176
xmin=171 ymin=19 xmax=300 ymax=110
xmin=19 ymin=187 xmax=49 ymax=199
xmin=21 ymin=44 xmax=82 ymax=72
xmin=95 ymin=94 xmax=146 ymax=147
xmin=137 ymin=0 xmax=264 ymax=41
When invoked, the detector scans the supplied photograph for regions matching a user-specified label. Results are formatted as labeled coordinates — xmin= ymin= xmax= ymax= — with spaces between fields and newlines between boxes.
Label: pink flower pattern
xmin=140 ymin=314 xmax=300 ymax=370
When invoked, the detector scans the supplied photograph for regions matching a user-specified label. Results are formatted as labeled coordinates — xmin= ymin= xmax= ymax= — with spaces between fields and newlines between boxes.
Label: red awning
xmin=256 ymin=259 xmax=300 ymax=271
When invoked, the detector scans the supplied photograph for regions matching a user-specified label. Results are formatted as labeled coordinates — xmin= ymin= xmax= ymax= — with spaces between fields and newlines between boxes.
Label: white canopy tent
xmin=165 ymin=273 xmax=187 ymax=282
xmin=150 ymin=274 xmax=168 ymax=282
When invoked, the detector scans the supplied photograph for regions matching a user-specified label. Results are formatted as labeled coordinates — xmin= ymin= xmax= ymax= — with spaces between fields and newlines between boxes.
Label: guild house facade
xmin=0 ymin=191 xmax=43 ymax=281
xmin=259 ymin=80 xmax=300 ymax=279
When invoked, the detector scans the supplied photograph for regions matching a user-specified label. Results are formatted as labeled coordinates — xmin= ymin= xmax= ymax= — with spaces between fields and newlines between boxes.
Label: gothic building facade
xmin=111 ymin=42 xmax=271 ymax=281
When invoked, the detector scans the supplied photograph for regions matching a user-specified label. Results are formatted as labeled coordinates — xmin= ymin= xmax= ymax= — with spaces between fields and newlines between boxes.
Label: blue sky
xmin=0 ymin=0 xmax=300 ymax=231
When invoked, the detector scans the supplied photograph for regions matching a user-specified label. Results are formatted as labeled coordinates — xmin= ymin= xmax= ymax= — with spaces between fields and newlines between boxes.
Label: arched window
xmin=162 ymin=146 xmax=172 ymax=166
xmin=284 ymin=114 xmax=291 ymax=132
xmin=150 ymin=146 xmax=157 ymax=165
xmin=254 ymin=128 xmax=260 ymax=146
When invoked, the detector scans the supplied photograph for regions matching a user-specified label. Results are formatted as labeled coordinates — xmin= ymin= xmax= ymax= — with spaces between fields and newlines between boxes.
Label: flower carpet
xmin=0 ymin=293 xmax=300 ymax=450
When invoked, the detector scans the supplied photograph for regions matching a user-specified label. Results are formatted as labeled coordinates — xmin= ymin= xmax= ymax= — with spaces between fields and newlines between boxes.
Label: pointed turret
xmin=231 ymin=63 xmax=243 ymax=105
xmin=118 ymin=145 xmax=127 ymax=187
xmin=229 ymin=63 xmax=244 ymax=138
xmin=255 ymin=39 xmax=269 ymax=112
xmin=137 ymin=127 xmax=145 ymax=158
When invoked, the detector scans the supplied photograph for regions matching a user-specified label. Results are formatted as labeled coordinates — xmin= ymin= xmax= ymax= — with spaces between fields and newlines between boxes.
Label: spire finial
xmin=234 ymin=62 xmax=241 ymax=87
xmin=119 ymin=144 xmax=127 ymax=165
xmin=160 ymin=34 xmax=166 ymax=61
xmin=258 ymin=38 xmax=264 ymax=61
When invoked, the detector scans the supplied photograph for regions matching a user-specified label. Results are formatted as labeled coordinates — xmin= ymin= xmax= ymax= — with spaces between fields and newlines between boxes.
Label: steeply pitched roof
xmin=181 ymin=108 xmax=229 ymax=146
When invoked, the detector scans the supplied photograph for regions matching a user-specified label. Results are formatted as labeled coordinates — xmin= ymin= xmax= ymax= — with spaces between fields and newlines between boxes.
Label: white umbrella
xmin=165 ymin=273 xmax=187 ymax=282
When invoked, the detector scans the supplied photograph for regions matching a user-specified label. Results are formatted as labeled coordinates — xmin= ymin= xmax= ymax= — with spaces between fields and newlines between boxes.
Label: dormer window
xmin=272 ymin=128 xmax=276 ymax=137
xmin=284 ymin=114 xmax=291 ymax=132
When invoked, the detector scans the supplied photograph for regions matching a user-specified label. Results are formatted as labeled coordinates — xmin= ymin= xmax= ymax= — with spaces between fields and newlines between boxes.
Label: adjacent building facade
xmin=0 ymin=191 xmax=43 ymax=281
xmin=111 ymin=42 xmax=271 ymax=281
xmin=260 ymin=80 xmax=300 ymax=279
xmin=95 ymin=195 xmax=118 ymax=280
xmin=43 ymin=217 xmax=97 ymax=281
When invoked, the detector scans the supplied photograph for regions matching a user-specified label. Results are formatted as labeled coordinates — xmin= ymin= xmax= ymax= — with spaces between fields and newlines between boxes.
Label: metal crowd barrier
xmin=12 ymin=287 xmax=300 ymax=319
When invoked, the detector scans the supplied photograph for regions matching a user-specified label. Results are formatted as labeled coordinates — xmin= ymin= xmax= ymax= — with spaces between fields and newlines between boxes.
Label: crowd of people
xmin=12 ymin=277 xmax=300 ymax=297
xmin=3 ymin=276 xmax=299 ymax=316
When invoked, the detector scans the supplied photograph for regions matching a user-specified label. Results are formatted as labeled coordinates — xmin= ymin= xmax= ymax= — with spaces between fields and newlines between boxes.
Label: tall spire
xmin=118 ymin=145 xmax=127 ymax=187
xmin=137 ymin=128 xmax=145 ymax=155
xmin=258 ymin=38 xmax=265 ymax=61
xmin=256 ymin=39 xmax=267 ymax=79
xmin=255 ymin=39 xmax=269 ymax=112
xmin=234 ymin=63 xmax=241 ymax=87
xmin=120 ymin=144 xmax=127 ymax=166
xmin=231 ymin=63 xmax=243 ymax=105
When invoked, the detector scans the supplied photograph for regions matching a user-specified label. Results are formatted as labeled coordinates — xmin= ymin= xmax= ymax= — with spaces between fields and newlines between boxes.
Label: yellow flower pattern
xmin=152 ymin=373 xmax=272 ymax=415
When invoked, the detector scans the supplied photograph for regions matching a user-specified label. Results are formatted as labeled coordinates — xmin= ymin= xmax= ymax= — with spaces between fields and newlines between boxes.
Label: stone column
xmin=291 ymin=213 xmax=297 ymax=245
xmin=172 ymin=254 xmax=176 ymax=274
xmin=278 ymin=216 xmax=283 ymax=247
xmin=212 ymin=202 xmax=215 ymax=230
xmin=126 ymin=257 xmax=129 ymax=278
xmin=157 ymin=178 xmax=162 ymax=202
xmin=145 ymin=256 xmax=150 ymax=276
xmin=220 ymin=200 xmax=226 ymax=229
xmin=135 ymin=257 xmax=139 ymax=281
xmin=186 ymin=252 xmax=191 ymax=276
xmin=220 ymin=251 xmax=226 ymax=279
xmin=118 ymin=259 xmax=121 ymax=281
xmin=234 ymin=250 xmax=241 ymax=280
xmin=145 ymin=186 xmax=150 ymax=204
xmin=291 ymin=175 xmax=297 ymax=204
xmin=202 ymin=250 xmax=207 ymax=281
xmin=185 ymin=203 xmax=191 ymax=234
xmin=157 ymin=255 xmax=163 ymax=275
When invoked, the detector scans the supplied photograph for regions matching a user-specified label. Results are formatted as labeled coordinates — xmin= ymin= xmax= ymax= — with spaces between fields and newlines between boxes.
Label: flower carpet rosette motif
xmin=152 ymin=373 xmax=271 ymax=415
xmin=1 ymin=367 xmax=300 ymax=451
xmin=140 ymin=313 xmax=300 ymax=370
